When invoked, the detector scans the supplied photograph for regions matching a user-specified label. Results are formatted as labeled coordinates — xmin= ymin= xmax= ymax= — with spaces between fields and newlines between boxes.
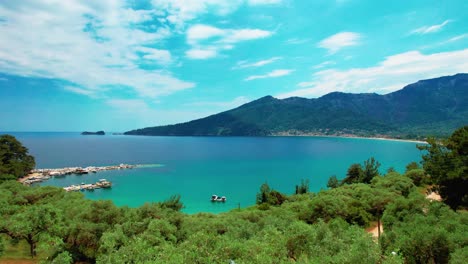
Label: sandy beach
xmin=271 ymin=132 xmax=427 ymax=144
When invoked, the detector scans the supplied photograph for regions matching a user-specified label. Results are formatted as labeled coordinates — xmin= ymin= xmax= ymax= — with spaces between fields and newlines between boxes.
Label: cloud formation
xmin=277 ymin=49 xmax=468 ymax=98
xmin=318 ymin=32 xmax=362 ymax=54
xmin=152 ymin=0 xmax=283 ymax=29
xmin=0 ymin=0 xmax=194 ymax=98
xmin=234 ymin=57 xmax=282 ymax=69
xmin=411 ymin=20 xmax=452 ymax=35
xmin=186 ymin=24 xmax=273 ymax=59
xmin=245 ymin=69 xmax=294 ymax=81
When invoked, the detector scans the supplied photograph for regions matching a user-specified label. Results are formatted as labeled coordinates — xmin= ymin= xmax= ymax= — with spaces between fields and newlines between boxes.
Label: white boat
xmin=211 ymin=194 xmax=226 ymax=202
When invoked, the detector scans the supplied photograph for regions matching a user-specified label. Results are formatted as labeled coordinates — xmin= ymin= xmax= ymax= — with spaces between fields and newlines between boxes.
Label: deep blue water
xmin=4 ymin=132 xmax=423 ymax=213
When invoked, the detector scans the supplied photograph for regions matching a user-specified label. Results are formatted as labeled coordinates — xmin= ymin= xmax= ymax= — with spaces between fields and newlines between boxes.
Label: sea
xmin=5 ymin=132 xmax=424 ymax=214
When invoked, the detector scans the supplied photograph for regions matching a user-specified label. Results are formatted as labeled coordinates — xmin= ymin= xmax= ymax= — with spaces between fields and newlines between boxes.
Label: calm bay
xmin=7 ymin=132 xmax=423 ymax=214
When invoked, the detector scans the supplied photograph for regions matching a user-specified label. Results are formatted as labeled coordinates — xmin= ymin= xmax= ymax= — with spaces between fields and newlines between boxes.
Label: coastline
xmin=124 ymin=131 xmax=428 ymax=144
xmin=268 ymin=132 xmax=427 ymax=144
xmin=319 ymin=135 xmax=427 ymax=144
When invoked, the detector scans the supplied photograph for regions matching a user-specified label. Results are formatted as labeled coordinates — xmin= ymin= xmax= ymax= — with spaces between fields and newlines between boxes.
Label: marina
xmin=19 ymin=163 xmax=136 ymax=185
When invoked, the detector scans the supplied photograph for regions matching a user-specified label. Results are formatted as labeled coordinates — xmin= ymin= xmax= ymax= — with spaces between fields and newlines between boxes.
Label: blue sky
xmin=0 ymin=0 xmax=467 ymax=132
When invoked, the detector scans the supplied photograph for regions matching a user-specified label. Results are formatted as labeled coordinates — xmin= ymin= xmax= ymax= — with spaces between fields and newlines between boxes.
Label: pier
xmin=63 ymin=179 xmax=112 ymax=192
xmin=20 ymin=163 xmax=136 ymax=185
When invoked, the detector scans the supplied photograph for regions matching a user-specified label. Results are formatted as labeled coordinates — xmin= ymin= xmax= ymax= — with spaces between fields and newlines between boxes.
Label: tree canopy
xmin=0 ymin=134 xmax=35 ymax=181
xmin=418 ymin=126 xmax=468 ymax=209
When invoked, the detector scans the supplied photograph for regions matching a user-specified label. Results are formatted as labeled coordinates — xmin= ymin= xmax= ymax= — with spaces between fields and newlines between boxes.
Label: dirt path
xmin=426 ymin=191 xmax=442 ymax=201
xmin=366 ymin=222 xmax=383 ymax=238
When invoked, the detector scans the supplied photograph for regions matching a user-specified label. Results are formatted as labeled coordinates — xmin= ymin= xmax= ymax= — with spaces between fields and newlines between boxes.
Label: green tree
xmin=51 ymin=251 xmax=73 ymax=264
xmin=341 ymin=163 xmax=363 ymax=185
xmin=0 ymin=135 xmax=35 ymax=180
xmin=418 ymin=126 xmax=468 ymax=209
xmin=295 ymin=179 xmax=309 ymax=194
xmin=158 ymin=194 xmax=184 ymax=211
xmin=256 ymin=183 xmax=286 ymax=206
xmin=256 ymin=182 xmax=271 ymax=205
xmin=404 ymin=168 xmax=428 ymax=186
xmin=1 ymin=204 xmax=62 ymax=257
xmin=341 ymin=157 xmax=381 ymax=185
xmin=405 ymin=161 xmax=420 ymax=172
xmin=361 ymin=157 xmax=381 ymax=184
xmin=327 ymin=175 xmax=339 ymax=189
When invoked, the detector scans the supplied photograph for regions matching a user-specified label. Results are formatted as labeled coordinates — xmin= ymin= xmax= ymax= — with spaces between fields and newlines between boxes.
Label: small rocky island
xmin=81 ymin=131 xmax=105 ymax=135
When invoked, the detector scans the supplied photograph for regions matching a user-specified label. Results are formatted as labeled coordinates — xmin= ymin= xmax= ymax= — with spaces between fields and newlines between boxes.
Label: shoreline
xmin=123 ymin=131 xmax=428 ymax=144
xmin=262 ymin=133 xmax=427 ymax=144
xmin=313 ymin=134 xmax=427 ymax=144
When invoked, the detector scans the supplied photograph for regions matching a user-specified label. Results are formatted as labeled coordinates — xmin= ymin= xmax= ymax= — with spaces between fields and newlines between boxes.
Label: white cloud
xmin=411 ymin=20 xmax=452 ymax=35
xmin=446 ymin=33 xmax=468 ymax=43
xmin=135 ymin=47 xmax=172 ymax=65
xmin=186 ymin=24 xmax=226 ymax=44
xmin=185 ymin=48 xmax=218 ymax=59
xmin=245 ymin=69 xmax=294 ymax=81
xmin=151 ymin=0 xmax=242 ymax=29
xmin=151 ymin=0 xmax=283 ymax=29
xmin=0 ymin=0 xmax=194 ymax=98
xmin=186 ymin=24 xmax=273 ymax=59
xmin=222 ymin=28 xmax=272 ymax=43
xmin=64 ymin=86 xmax=95 ymax=97
xmin=277 ymin=49 xmax=468 ymax=99
xmin=318 ymin=32 xmax=362 ymax=54
xmin=313 ymin=60 xmax=335 ymax=69
xmin=234 ymin=57 xmax=281 ymax=69
xmin=420 ymin=33 xmax=468 ymax=50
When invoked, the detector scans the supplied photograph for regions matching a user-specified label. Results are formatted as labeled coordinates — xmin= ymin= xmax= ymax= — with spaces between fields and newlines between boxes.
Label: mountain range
xmin=125 ymin=74 xmax=468 ymax=139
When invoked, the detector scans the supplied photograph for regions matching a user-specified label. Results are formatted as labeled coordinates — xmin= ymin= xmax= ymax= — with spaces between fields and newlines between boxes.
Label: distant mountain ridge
xmin=125 ymin=74 xmax=468 ymax=139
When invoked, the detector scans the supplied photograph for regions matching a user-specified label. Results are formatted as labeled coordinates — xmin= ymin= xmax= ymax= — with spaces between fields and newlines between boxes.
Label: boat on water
xmin=96 ymin=179 xmax=112 ymax=188
xmin=211 ymin=194 xmax=226 ymax=202
xmin=63 ymin=179 xmax=112 ymax=192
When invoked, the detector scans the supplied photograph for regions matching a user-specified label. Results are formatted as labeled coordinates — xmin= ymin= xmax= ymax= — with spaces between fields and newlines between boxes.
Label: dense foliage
xmin=0 ymin=169 xmax=466 ymax=263
xmin=0 ymin=134 xmax=35 ymax=182
xmin=125 ymin=74 xmax=468 ymax=138
xmin=418 ymin=126 xmax=468 ymax=209
xmin=1 ymin=129 xmax=467 ymax=263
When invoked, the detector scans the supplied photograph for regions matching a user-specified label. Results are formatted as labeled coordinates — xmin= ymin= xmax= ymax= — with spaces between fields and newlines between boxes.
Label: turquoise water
xmin=6 ymin=132 xmax=423 ymax=214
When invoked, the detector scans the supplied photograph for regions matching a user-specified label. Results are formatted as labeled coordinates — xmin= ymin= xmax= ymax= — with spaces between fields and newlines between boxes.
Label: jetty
xmin=20 ymin=163 xmax=136 ymax=185
xmin=64 ymin=179 xmax=112 ymax=192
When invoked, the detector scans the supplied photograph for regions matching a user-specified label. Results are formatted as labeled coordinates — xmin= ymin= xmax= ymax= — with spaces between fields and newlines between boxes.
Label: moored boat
xmin=210 ymin=194 xmax=226 ymax=202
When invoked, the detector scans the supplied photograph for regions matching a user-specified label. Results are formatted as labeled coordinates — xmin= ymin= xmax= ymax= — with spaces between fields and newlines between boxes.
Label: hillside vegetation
xmin=125 ymin=74 xmax=468 ymax=139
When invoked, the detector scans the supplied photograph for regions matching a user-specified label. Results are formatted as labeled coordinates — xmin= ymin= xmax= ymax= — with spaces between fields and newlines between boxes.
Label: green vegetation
xmin=418 ymin=126 xmax=468 ymax=209
xmin=125 ymin=74 xmax=468 ymax=139
xmin=340 ymin=157 xmax=381 ymax=185
xmin=0 ymin=134 xmax=35 ymax=182
xmin=0 ymin=128 xmax=467 ymax=263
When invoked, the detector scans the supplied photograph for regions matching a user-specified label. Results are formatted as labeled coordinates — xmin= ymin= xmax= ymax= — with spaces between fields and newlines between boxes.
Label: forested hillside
xmin=126 ymin=74 xmax=468 ymax=138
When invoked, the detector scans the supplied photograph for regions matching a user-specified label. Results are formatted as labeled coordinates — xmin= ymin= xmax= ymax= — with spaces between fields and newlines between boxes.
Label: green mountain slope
xmin=125 ymin=74 xmax=468 ymax=138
